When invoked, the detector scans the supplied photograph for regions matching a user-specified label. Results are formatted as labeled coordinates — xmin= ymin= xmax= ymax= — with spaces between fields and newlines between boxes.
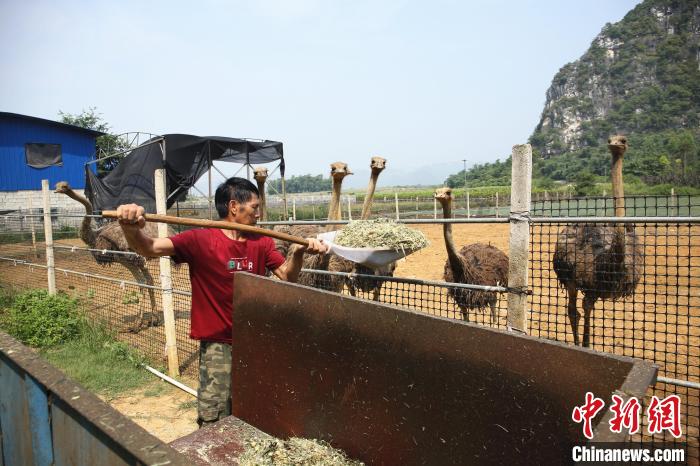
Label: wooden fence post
xmin=395 ymin=193 xmax=400 ymax=220
xmin=41 ymin=180 xmax=56 ymax=295
xmin=434 ymin=197 xmax=437 ymax=219
xmin=347 ymin=197 xmax=352 ymax=221
xmin=495 ymin=192 xmax=499 ymax=218
xmin=155 ymin=169 xmax=180 ymax=377
xmin=670 ymin=187 xmax=676 ymax=216
xmin=506 ymin=145 xmax=532 ymax=334
xmin=292 ymin=199 xmax=297 ymax=221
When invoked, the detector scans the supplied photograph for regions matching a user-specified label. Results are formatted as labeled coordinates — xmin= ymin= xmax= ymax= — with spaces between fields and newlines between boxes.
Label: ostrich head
xmin=370 ymin=156 xmax=386 ymax=174
xmin=434 ymin=187 xmax=453 ymax=206
xmin=253 ymin=167 xmax=268 ymax=183
xmin=54 ymin=181 xmax=72 ymax=194
xmin=607 ymin=135 xmax=628 ymax=158
xmin=330 ymin=162 xmax=353 ymax=181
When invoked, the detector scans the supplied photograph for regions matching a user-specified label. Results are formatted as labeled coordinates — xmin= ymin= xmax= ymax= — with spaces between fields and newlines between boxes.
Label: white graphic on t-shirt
xmin=226 ymin=257 xmax=254 ymax=273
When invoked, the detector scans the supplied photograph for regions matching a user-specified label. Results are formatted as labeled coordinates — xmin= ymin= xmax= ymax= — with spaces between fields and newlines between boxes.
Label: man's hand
xmin=291 ymin=238 xmax=328 ymax=256
xmin=116 ymin=204 xmax=147 ymax=230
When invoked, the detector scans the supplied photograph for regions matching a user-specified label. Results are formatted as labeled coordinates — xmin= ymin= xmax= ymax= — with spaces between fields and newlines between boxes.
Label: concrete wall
xmin=0 ymin=189 xmax=86 ymax=212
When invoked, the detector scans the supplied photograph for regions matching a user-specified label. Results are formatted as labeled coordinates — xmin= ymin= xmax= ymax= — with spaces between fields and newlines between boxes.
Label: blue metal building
xmin=0 ymin=112 xmax=104 ymax=191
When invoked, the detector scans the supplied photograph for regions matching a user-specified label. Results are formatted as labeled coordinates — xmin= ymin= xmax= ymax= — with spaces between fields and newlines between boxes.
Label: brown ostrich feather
xmin=552 ymin=224 xmax=643 ymax=301
xmin=444 ymin=243 xmax=509 ymax=311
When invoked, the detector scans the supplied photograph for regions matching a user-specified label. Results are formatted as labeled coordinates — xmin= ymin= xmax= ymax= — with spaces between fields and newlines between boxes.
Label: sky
xmin=0 ymin=0 xmax=641 ymax=189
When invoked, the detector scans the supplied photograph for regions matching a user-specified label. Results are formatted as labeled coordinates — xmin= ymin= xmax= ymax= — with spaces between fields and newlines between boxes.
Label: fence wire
xmin=1 ymin=197 xmax=698 ymax=459
xmin=531 ymin=195 xmax=699 ymax=459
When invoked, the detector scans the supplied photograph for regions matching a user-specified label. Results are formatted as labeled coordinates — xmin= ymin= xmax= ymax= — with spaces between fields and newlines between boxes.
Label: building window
xmin=25 ymin=143 xmax=63 ymax=168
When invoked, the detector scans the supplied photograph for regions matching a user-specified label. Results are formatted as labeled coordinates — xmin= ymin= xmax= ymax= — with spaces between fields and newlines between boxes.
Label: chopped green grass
xmin=335 ymin=218 xmax=429 ymax=250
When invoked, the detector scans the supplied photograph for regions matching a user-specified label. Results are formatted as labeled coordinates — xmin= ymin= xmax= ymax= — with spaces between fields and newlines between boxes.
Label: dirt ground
xmin=0 ymin=222 xmax=698 ymax=447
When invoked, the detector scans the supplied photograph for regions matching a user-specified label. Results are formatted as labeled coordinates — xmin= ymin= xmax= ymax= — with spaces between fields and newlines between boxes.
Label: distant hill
xmin=447 ymin=0 xmax=700 ymax=194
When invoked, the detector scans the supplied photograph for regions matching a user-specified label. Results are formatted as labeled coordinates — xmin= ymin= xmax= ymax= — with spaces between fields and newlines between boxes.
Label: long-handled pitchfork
xmin=102 ymin=211 xmax=422 ymax=268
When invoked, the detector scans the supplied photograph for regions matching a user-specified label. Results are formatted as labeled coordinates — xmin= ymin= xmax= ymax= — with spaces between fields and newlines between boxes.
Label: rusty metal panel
xmin=0 ymin=354 xmax=34 ymax=465
xmin=0 ymin=332 xmax=190 ymax=466
xmin=171 ymin=415 xmax=276 ymax=465
xmin=232 ymin=273 xmax=657 ymax=466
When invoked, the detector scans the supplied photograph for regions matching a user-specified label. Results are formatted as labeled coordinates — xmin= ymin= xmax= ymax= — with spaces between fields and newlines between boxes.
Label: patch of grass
xmin=0 ymin=288 xmax=154 ymax=397
xmin=42 ymin=325 xmax=152 ymax=397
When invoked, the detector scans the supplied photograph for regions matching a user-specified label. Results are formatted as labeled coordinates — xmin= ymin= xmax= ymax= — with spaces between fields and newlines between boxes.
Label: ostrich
xmin=54 ymin=181 xmax=167 ymax=331
xmin=253 ymin=166 xmax=269 ymax=222
xmin=552 ymin=135 xmax=643 ymax=347
xmin=273 ymin=162 xmax=353 ymax=258
xmin=347 ymin=156 xmax=396 ymax=301
xmin=295 ymin=162 xmax=354 ymax=292
xmin=434 ymin=187 xmax=508 ymax=324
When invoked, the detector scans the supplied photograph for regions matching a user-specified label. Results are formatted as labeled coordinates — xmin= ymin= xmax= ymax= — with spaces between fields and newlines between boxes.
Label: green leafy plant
xmin=0 ymin=290 xmax=86 ymax=347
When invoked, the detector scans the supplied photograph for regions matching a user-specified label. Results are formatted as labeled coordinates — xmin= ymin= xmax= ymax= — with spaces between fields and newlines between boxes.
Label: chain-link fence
xmin=530 ymin=194 xmax=699 ymax=458
xmin=0 ymin=194 xmax=698 ymax=460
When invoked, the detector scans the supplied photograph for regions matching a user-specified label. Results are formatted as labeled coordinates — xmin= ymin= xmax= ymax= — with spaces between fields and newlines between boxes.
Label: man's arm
xmin=273 ymin=239 xmax=327 ymax=282
xmin=116 ymin=204 xmax=175 ymax=258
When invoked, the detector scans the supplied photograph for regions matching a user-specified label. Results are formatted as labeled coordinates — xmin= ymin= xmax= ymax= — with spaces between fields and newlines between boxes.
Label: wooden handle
xmin=102 ymin=211 xmax=309 ymax=247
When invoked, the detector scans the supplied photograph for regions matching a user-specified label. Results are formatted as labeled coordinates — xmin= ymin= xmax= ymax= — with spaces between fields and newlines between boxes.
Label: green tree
xmin=59 ymin=107 xmax=130 ymax=176
xmin=573 ymin=170 xmax=597 ymax=196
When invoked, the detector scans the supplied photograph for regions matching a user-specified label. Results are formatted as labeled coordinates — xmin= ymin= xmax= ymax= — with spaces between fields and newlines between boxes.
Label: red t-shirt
xmin=170 ymin=228 xmax=286 ymax=343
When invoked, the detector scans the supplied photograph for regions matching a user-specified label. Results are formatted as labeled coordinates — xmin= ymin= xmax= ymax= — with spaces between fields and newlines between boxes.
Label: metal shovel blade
xmin=317 ymin=230 xmax=421 ymax=269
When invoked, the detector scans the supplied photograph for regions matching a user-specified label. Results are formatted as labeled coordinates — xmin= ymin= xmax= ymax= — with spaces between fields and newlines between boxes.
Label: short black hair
xmin=214 ymin=177 xmax=259 ymax=219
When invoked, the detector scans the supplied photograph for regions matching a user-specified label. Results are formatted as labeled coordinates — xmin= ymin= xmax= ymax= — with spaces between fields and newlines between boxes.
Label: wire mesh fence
xmin=0 ymin=195 xmax=698 ymax=459
xmin=530 ymin=195 xmax=699 ymax=458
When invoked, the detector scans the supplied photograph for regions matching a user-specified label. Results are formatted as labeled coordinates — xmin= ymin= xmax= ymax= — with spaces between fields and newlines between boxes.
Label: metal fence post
xmin=29 ymin=193 xmax=37 ymax=258
xmin=155 ymin=169 xmax=180 ymax=377
xmin=41 ymin=180 xmax=56 ymax=295
xmin=506 ymin=145 xmax=532 ymax=333
xmin=467 ymin=191 xmax=470 ymax=218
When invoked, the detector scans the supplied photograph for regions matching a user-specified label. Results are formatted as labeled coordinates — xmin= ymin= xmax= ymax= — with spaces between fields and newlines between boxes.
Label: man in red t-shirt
xmin=116 ymin=177 xmax=326 ymax=427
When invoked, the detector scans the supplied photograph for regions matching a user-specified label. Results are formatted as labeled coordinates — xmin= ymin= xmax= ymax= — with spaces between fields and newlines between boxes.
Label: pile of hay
xmin=334 ymin=218 xmax=429 ymax=250
xmin=238 ymin=437 xmax=363 ymax=466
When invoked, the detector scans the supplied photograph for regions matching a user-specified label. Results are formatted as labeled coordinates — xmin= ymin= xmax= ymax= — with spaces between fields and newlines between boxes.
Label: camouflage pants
xmin=197 ymin=341 xmax=232 ymax=427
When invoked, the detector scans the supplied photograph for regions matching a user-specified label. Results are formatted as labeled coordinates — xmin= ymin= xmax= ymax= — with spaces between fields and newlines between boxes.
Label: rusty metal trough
xmin=176 ymin=273 xmax=658 ymax=465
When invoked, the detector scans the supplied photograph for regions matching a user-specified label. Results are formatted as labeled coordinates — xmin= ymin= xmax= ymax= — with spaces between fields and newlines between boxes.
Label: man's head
xmin=215 ymin=177 xmax=260 ymax=224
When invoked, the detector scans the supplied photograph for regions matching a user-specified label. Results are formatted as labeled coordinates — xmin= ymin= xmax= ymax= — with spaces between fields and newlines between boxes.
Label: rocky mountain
xmin=532 ymin=0 xmax=700 ymax=159
xmin=450 ymin=0 xmax=700 ymax=191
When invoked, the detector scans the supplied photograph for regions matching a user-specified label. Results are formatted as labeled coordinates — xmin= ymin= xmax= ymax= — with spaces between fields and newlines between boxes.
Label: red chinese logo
xmin=572 ymin=393 xmax=683 ymax=440
xmin=572 ymin=392 xmax=606 ymax=439
xmin=608 ymin=394 xmax=641 ymax=435
xmin=647 ymin=395 xmax=682 ymax=438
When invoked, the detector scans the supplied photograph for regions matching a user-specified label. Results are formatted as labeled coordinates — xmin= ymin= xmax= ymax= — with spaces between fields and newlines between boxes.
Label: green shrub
xmin=0 ymin=290 xmax=86 ymax=347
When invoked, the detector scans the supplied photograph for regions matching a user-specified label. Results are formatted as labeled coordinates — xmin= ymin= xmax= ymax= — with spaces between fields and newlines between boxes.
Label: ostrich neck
xmin=329 ymin=177 xmax=343 ymax=221
xmin=360 ymin=172 xmax=380 ymax=220
xmin=441 ymin=201 xmax=465 ymax=278
xmin=610 ymin=153 xmax=629 ymax=241
xmin=611 ymin=154 xmax=625 ymax=218
xmin=256 ymin=180 xmax=267 ymax=221
xmin=67 ymin=190 xmax=97 ymax=247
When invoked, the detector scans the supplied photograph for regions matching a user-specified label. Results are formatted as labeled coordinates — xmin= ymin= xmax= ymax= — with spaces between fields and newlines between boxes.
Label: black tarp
xmin=85 ymin=134 xmax=284 ymax=213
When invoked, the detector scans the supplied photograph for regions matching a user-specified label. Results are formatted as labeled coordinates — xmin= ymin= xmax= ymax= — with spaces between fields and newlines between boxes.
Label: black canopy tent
xmin=85 ymin=134 xmax=286 ymax=216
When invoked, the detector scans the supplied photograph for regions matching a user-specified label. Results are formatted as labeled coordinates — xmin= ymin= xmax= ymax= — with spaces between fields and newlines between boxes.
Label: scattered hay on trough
xmin=238 ymin=437 xmax=364 ymax=466
xmin=335 ymin=218 xmax=429 ymax=250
